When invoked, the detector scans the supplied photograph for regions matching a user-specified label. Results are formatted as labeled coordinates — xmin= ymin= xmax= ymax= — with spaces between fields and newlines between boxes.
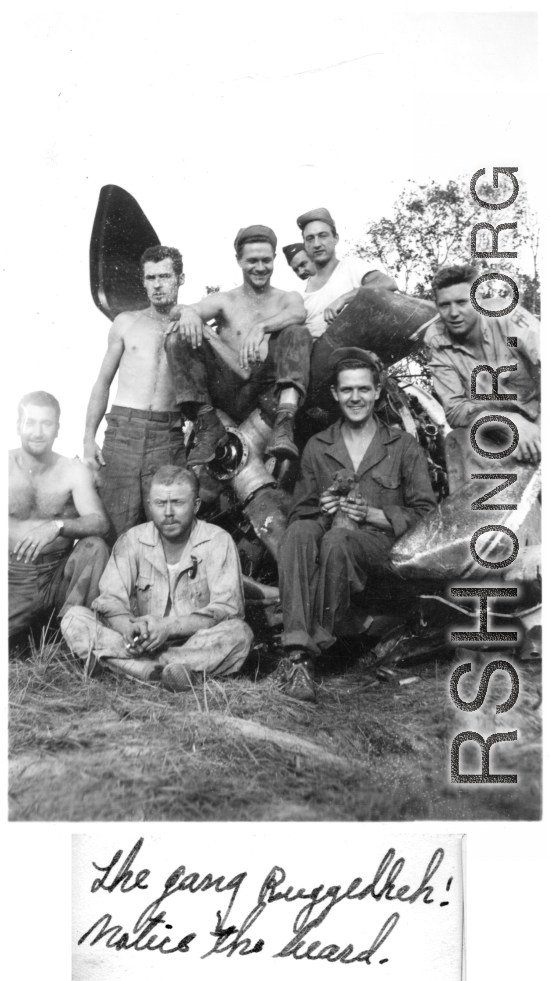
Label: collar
xmin=429 ymin=315 xmax=493 ymax=355
xmin=137 ymin=519 xmax=215 ymax=577
xmin=315 ymin=417 xmax=401 ymax=477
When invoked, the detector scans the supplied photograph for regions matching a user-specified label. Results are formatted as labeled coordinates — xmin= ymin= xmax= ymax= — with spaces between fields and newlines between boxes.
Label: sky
xmin=4 ymin=6 xmax=540 ymax=459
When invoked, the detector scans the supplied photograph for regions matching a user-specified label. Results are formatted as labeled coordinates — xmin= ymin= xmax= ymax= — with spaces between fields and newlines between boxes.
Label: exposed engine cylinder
xmin=205 ymin=409 xmax=290 ymax=559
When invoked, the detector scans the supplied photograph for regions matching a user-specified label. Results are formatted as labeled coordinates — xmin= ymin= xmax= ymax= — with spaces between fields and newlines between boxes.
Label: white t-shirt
xmin=304 ymin=255 xmax=379 ymax=339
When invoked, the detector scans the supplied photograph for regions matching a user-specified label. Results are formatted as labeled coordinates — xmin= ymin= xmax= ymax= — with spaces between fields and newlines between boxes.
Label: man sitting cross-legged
xmin=276 ymin=349 xmax=436 ymax=702
xmin=9 ymin=391 xmax=109 ymax=643
xmin=166 ymin=225 xmax=312 ymax=464
xmin=61 ymin=466 xmax=253 ymax=690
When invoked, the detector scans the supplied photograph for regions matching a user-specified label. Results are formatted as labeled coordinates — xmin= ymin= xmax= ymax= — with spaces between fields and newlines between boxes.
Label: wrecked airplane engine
xmin=89 ymin=184 xmax=445 ymax=570
xmin=390 ymin=463 xmax=541 ymax=582
xmin=90 ymin=184 xmax=541 ymax=667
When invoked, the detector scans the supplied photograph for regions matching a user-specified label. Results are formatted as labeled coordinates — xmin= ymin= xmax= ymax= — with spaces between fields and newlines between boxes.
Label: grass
xmin=9 ymin=623 xmax=542 ymax=822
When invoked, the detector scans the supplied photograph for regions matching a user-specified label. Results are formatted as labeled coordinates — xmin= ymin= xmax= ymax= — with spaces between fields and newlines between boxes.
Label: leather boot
xmin=186 ymin=407 xmax=228 ymax=467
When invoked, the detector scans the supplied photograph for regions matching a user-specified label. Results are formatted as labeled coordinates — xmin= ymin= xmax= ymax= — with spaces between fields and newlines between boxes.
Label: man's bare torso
xmin=210 ymin=285 xmax=289 ymax=360
xmin=9 ymin=450 xmax=78 ymax=554
xmin=114 ymin=309 xmax=179 ymax=410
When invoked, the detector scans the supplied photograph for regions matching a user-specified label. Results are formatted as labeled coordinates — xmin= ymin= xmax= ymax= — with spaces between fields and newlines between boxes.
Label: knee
xmin=73 ymin=537 xmax=110 ymax=563
xmin=320 ymin=528 xmax=353 ymax=560
xmin=281 ymin=520 xmax=318 ymax=551
xmin=60 ymin=605 xmax=92 ymax=630
xmin=238 ymin=620 xmax=254 ymax=647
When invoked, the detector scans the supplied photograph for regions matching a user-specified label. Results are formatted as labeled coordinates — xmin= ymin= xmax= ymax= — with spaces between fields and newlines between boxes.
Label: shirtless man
xmin=166 ymin=225 xmax=312 ymax=465
xmin=9 ymin=391 xmax=109 ymax=640
xmin=297 ymin=207 xmax=397 ymax=340
xmin=282 ymin=242 xmax=315 ymax=281
xmin=83 ymin=245 xmax=187 ymax=542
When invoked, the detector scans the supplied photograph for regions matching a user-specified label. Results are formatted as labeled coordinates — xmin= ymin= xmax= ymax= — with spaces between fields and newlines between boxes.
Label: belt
xmin=110 ymin=405 xmax=182 ymax=423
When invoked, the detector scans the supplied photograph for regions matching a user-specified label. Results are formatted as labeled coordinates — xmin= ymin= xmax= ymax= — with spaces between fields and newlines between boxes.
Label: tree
xmin=349 ymin=175 xmax=540 ymax=313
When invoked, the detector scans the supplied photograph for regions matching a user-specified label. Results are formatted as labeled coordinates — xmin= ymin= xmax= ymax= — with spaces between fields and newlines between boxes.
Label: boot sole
xmin=187 ymin=432 xmax=229 ymax=467
xmin=265 ymin=442 xmax=300 ymax=461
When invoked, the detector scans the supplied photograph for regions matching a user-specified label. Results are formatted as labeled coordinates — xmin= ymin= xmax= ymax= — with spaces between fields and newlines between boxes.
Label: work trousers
xmin=278 ymin=519 xmax=393 ymax=657
xmin=61 ymin=607 xmax=253 ymax=683
xmin=97 ymin=406 xmax=187 ymax=543
xmin=8 ymin=537 xmax=109 ymax=639
xmin=165 ymin=325 xmax=312 ymax=424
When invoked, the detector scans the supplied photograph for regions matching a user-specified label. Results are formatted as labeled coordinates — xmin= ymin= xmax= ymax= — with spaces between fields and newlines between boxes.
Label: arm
xmin=128 ymin=610 xmax=215 ymax=652
xmin=324 ymin=288 xmax=360 ymax=325
xmin=361 ymin=270 xmax=398 ymax=291
xmin=427 ymin=345 xmax=478 ymax=430
xmin=324 ymin=268 xmax=397 ymax=325
xmin=202 ymin=324 xmax=252 ymax=380
xmin=83 ymin=317 xmax=126 ymax=470
xmin=256 ymin=291 xmax=306 ymax=334
xmin=168 ymin=294 xmax=227 ymax=348
xmin=12 ymin=462 xmax=110 ymax=563
xmin=288 ymin=442 xmax=328 ymax=524
xmin=341 ymin=439 xmax=436 ymax=536
xmin=92 ymin=534 xmax=136 ymax=636
xmin=382 ymin=438 xmax=437 ymax=538
xmin=240 ymin=291 xmax=306 ymax=368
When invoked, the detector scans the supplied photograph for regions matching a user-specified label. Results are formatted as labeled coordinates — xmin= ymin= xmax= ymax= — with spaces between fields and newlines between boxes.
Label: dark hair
xmin=331 ymin=358 xmax=381 ymax=389
xmin=432 ymin=263 xmax=478 ymax=297
xmin=236 ymin=236 xmax=276 ymax=260
xmin=151 ymin=465 xmax=199 ymax=497
xmin=140 ymin=246 xmax=183 ymax=278
xmin=18 ymin=390 xmax=61 ymax=423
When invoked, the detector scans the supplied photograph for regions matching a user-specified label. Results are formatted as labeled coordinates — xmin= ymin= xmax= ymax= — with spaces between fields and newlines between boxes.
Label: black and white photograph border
xmin=3 ymin=4 xmax=548 ymax=980
xmin=5 ymin=5 xmax=542 ymax=825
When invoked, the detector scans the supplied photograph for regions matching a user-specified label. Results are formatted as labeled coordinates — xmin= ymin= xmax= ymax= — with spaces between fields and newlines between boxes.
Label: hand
xmin=340 ymin=493 xmax=369 ymax=525
xmin=169 ymin=305 xmax=204 ymax=348
xmin=240 ymin=324 xmax=265 ymax=368
xmin=13 ymin=521 xmax=61 ymax=563
xmin=513 ymin=417 xmax=541 ymax=465
xmin=83 ymin=440 xmax=105 ymax=473
xmin=123 ymin=620 xmax=146 ymax=654
xmin=127 ymin=615 xmax=172 ymax=653
xmin=324 ymin=296 xmax=348 ymax=324
xmin=319 ymin=490 xmax=341 ymax=515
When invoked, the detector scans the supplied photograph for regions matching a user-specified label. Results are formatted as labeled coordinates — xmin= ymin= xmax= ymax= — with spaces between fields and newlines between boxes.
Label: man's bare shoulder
xmin=111 ymin=310 xmax=143 ymax=336
xmin=279 ymin=287 xmax=305 ymax=304
xmin=57 ymin=455 xmax=97 ymax=487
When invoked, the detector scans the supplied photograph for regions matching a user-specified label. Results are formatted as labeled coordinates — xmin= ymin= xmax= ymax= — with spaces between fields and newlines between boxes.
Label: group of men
xmin=9 ymin=203 xmax=540 ymax=702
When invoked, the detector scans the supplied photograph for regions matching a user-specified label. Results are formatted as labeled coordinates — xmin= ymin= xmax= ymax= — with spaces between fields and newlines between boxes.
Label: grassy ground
xmin=9 ymin=625 xmax=542 ymax=822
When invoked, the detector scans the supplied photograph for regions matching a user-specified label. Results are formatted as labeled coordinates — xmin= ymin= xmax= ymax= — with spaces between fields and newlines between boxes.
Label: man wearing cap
xmin=276 ymin=348 xmax=436 ymax=702
xmin=282 ymin=243 xmax=315 ymax=282
xmin=297 ymin=207 xmax=397 ymax=340
xmin=167 ymin=225 xmax=312 ymax=464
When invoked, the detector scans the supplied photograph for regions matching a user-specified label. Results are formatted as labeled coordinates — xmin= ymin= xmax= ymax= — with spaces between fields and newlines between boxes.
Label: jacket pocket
xmin=135 ymin=573 xmax=153 ymax=614
xmin=371 ymin=471 xmax=401 ymax=504
xmin=188 ymin=574 xmax=210 ymax=610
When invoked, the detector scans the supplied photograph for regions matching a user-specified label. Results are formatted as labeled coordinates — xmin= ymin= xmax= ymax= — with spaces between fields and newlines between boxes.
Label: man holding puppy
xmin=276 ymin=349 xmax=436 ymax=701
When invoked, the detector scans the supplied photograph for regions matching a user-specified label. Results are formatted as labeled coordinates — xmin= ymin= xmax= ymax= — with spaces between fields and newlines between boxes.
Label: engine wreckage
xmin=90 ymin=184 xmax=541 ymax=669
